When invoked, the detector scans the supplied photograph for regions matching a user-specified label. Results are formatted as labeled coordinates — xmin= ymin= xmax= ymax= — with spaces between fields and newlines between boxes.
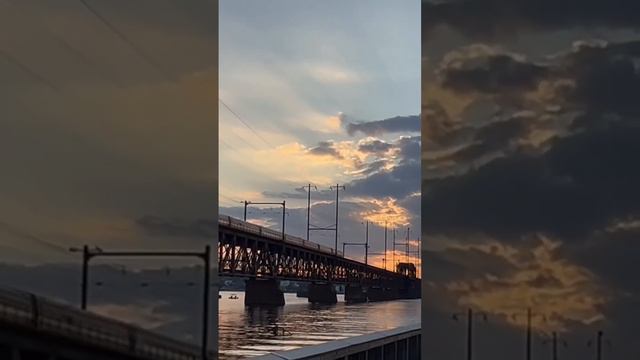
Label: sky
xmin=219 ymin=0 xmax=421 ymax=269
xmin=421 ymin=0 xmax=640 ymax=359
xmin=1 ymin=0 xmax=218 ymax=344
xmin=0 ymin=0 xmax=421 ymax=348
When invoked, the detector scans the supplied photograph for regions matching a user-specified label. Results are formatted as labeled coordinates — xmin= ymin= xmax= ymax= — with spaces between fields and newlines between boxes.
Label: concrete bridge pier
xmin=344 ymin=283 xmax=367 ymax=304
xmin=245 ymin=278 xmax=285 ymax=306
xmin=307 ymin=282 xmax=337 ymax=304
xmin=367 ymin=280 xmax=400 ymax=302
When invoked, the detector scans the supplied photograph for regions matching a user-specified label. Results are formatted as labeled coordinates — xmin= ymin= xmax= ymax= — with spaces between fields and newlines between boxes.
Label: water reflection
xmin=219 ymin=291 xmax=420 ymax=359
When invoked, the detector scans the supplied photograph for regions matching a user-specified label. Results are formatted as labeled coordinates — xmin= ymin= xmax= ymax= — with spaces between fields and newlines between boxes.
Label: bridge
xmin=0 ymin=286 xmax=213 ymax=360
xmin=218 ymin=215 xmax=421 ymax=305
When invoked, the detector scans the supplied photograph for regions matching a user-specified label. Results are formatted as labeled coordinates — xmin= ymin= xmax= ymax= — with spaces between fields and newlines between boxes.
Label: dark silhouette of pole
xmin=330 ymin=184 xmax=346 ymax=253
xmin=81 ymin=245 xmax=89 ymax=310
xmin=201 ymin=245 xmax=211 ymax=360
xmin=243 ymin=200 xmax=248 ymax=221
xmin=453 ymin=309 xmax=488 ymax=360
xmin=392 ymin=228 xmax=396 ymax=271
xmin=597 ymin=331 xmax=603 ymax=360
xmin=527 ymin=308 xmax=532 ymax=360
xmin=543 ymin=331 xmax=567 ymax=360
xmin=467 ymin=308 xmax=473 ymax=360
xmin=384 ymin=222 xmax=387 ymax=271
xmin=282 ymin=200 xmax=286 ymax=241
xmin=304 ymin=184 xmax=316 ymax=241
xmin=405 ymin=227 xmax=410 ymax=263
xmin=365 ymin=221 xmax=369 ymax=266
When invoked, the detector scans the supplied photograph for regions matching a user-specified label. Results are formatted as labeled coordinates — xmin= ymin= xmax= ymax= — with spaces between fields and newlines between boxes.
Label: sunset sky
xmin=219 ymin=0 xmax=421 ymax=269
xmin=421 ymin=0 xmax=640 ymax=358
xmin=1 ymin=0 xmax=218 ymax=342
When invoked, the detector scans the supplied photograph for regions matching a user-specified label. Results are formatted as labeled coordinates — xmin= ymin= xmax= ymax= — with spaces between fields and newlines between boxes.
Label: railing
xmin=0 ymin=286 xmax=209 ymax=360
xmin=251 ymin=323 xmax=421 ymax=360
xmin=219 ymin=214 xmax=344 ymax=257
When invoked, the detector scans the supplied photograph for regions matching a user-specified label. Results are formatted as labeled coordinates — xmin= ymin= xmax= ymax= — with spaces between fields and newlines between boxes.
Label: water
xmin=218 ymin=291 xmax=420 ymax=359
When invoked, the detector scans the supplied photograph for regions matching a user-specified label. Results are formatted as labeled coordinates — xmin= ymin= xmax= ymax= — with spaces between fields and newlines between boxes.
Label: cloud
xmin=422 ymin=0 xmax=640 ymax=40
xmin=436 ymin=44 xmax=548 ymax=93
xmin=357 ymin=138 xmax=394 ymax=154
xmin=426 ymin=237 xmax=607 ymax=332
xmin=344 ymin=115 xmax=420 ymax=136
xmin=308 ymin=140 xmax=344 ymax=159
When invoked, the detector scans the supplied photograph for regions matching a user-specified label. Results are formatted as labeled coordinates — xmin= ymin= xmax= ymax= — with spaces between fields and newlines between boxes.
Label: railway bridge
xmin=218 ymin=215 xmax=421 ymax=305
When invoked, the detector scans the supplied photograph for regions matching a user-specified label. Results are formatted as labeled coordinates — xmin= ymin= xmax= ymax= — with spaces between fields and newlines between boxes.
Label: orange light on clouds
xmin=358 ymin=197 xmax=412 ymax=228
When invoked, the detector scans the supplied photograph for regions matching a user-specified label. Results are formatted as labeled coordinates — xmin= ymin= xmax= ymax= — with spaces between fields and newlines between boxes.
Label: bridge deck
xmin=0 ymin=286 xmax=211 ymax=360
xmin=219 ymin=215 xmax=421 ymax=285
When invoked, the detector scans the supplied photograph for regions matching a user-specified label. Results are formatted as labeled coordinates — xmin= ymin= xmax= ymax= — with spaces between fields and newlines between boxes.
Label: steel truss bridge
xmin=218 ymin=215 xmax=419 ymax=285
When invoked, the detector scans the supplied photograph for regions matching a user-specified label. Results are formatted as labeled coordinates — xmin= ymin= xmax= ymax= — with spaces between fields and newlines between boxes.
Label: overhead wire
xmin=76 ymin=0 xmax=170 ymax=80
xmin=219 ymin=98 xmax=274 ymax=149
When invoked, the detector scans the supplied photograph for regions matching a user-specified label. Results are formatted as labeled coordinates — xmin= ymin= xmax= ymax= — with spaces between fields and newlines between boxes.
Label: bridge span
xmin=218 ymin=215 xmax=420 ymax=305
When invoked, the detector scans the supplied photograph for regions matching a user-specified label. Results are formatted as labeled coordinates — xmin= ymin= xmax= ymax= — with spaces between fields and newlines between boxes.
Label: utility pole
xmin=330 ymin=184 xmax=346 ymax=253
xmin=243 ymin=200 xmax=248 ymax=221
xmin=365 ymin=220 xmax=369 ymax=266
xmin=543 ymin=331 xmax=567 ymax=360
xmin=405 ymin=227 xmax=410 ymax=263
xmin=527 ymin=308 xmax=532 ymax=360
xmin=304 ymin=184 xmax=317 ymax=241
xmin=392 ymin=228 xmax=396 ymax=272
xmin=596 ymin=331 xmax=603 ymax=360
xmin=69 ymin=246 xmax=212 ymax=359
xmin=243 ymin=200 xmax=286 ymax=240
xmin=467 ymin=308 xmax=473 ymax=360
xmin=384 ymin=222 xmax=387 ymax=271
xmin=453 ymin=309 xmax=488 ymax=360
xmin=512 ymin=307 xmax=546 ymax=360
xmin=81 ymin=244 xmax=89 ymax=310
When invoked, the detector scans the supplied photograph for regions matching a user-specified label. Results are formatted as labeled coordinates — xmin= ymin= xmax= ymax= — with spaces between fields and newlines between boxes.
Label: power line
xmin=219 ymin=98 xmax=274 ymax=149
xmin=0 ymin=220 xmax=71 ymax=257
xmin=0 ymin=49 xmax=59 ymax=91
xmin=76 ymin=0 xmax=169 ymax=80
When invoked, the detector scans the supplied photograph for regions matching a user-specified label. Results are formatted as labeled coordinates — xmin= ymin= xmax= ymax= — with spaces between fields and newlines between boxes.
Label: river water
xmin=218 ymin=291 xmax=421 ymax=359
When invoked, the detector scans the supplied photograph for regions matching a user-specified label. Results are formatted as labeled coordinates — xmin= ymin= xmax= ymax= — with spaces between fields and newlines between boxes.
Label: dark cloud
xmin=437 ymin=45 xmax=548 ymax=93
xmin=308 ymin=140 xmax=343 ymax=158
xmin=422 ymin=0 xmax=640 ymax=40
xmin=424 ymin=121 xmax=640 ymax=240
xmin=345 ymin=115 xmax=420 ymax=136
xmin=357 ymin=139 xmax=393 ymax=154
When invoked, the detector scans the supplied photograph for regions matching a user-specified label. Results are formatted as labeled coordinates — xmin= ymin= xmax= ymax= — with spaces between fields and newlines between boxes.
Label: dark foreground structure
xmin=253 ymin=323 xmax=421 ymax=360
xmin=0 ymin=287 xmax=213 ymax=360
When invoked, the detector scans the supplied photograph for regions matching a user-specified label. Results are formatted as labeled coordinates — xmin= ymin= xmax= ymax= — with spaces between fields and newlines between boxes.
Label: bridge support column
xmin=345 ymin=283 xmax=367 ymax=304
xmin=307 ymin=282 xmax=337 ymax=304
xmin=399 ymin=279 xmax=421 ymax=299
xmin=368 ymin=280 xmax=400 ymax=302
xmin=245 ymin=278 xmax=285 ymax=306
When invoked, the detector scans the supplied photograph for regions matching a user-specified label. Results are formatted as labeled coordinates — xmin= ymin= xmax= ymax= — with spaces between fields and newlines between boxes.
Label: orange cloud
xmin=444 ymin=236 xmax=608 ymax=333
xmin=358 ymin=197 xmax=412 ymax=228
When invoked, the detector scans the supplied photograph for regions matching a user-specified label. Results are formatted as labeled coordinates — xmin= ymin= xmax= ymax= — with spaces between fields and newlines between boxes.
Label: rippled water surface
xmin=218 ymin=291 xmax=420 ymax=359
